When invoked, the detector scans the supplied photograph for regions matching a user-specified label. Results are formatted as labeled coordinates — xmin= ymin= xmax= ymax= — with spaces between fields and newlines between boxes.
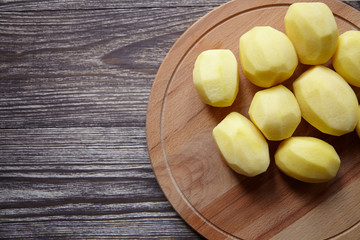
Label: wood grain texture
xmin=0 ymin=6 xmax=216 ymax=129
xmin=1 ymin=127 xmax=198 ymax=239
xmin=0 ymin=0 xmax=228 ymax=11
xmin=147 ymin=0 xmax=360 ymax=239
xmin=0 ymin=0 xmax=359 ymax=239
xmin=0 ymin=0 xmax=230 ymax=239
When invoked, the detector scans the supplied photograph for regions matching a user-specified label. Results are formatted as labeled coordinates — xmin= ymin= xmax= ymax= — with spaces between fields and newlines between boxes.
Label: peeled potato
xmin=249 ymin=85 xmax=301 ymax=141
xmin=285 ymin=2 xmax=339 ymax=65
xmin=275 ymin=137 xmax=341 ymax=183
xmin=333 ymin=30 xmax=360 ymax=87
xmin=293 ymin=65 xmax=359 ymax=136
xmin=213 ymin=112 xmax=270 ymax=177
xmin=193 ymin=49 xmax=239 ymax=107
xmin=239 ymin=26 xmax=298 ymax=88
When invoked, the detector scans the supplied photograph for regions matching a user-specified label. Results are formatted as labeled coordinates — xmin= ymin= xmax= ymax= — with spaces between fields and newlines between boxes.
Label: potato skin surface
xmin=333 ymin=30 xmax=360 ymax=87
xmin=239 ymin=26 xmax=298 ymax=88
xmin=285 ymin=2 xmax=339 ymax=65
xmin=193 ymin=49 xmax=239 ymax=107
xmin=275 ymin=137 xmax=341 ymax=183
xmin=293 ymin=66 xmax=359 ymax=136
xmin=213 ymin=112 xmax=270 ymax=177
xmin=249 ymin=85 xmax=301 ymax=141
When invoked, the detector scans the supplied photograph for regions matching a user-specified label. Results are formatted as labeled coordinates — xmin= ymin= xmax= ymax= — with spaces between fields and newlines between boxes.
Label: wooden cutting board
xmin=146 ymin=0 xmax=360 ymax=239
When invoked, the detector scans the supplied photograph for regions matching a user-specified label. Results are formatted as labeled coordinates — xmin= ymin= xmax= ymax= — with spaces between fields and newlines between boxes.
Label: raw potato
xmin=333 ymin=30 xmax=360 ymax=87
xmin=193 ymin=49 xmax=239 ymax=107
xmin=213 ymin=112 xmax=270 ymax=177
xmin=357 ymin=105 xmax=360 ymax=138
xmin=249 ymin=85 xmax=301 ymax=141
xmin=285 ymin=2 xmax=339 ymax=65
xmin=239 ymin=26 xmax=298 ymax=88
xmin=293 ymin=65 xmax=359 ymax=136
xmin=275 ymin=137 xmax=341 ymax=183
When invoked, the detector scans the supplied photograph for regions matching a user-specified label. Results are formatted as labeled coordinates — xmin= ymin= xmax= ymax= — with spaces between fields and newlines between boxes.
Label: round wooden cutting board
xmin=146 ymin=0 xmax=360 ymax=239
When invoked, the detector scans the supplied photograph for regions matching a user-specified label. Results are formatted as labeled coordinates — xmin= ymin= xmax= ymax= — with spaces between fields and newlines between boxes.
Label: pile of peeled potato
xmin=193 ymin=2 xmax=360 ymax=183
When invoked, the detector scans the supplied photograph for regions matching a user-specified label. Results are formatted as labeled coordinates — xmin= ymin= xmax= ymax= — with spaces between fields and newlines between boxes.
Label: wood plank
xmin=0 ymin=0 xmax=357 ymax=11
xmin=343 ymin=1 xmax=360 ymax=10
xmin=0 ymin=127 xmax=202 ymax=239
xmin=1 ymin=217 xmax=199 ymax=239
xmin=0 ymin=7 xmax=214 ymax=129
xmin=1 ymin=206 xmax=198 ymax=239
xmin=0 ymin=0 xmax=227 ymax=11
xmin=0 ymin=1 xmax=220 ymax=238
xmin=0 ymin=127 xmax=148 ymax=164
xmin=0 ymin=127 xmax=157 ymax=202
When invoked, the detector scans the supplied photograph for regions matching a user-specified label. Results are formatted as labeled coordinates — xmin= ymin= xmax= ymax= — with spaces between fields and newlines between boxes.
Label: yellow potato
xmin=285 ymin=2 xmax=339 ymax=65
xmin=293 ymin=66 xmax=359 ymax=136
xmin=249 ymin=85 xmax=301 ymax=141
xmin=193 ymin=49 xmax=239 ymax=107
xmin=213 ymin=112 xmax=270 ymax=177
xmin=239 ymin=26 xmax=298 ymax=88
xmin=275 ymin=137 xmax=341 ymax=183
xmin=333 ymin=30 xmax=360 ymax=87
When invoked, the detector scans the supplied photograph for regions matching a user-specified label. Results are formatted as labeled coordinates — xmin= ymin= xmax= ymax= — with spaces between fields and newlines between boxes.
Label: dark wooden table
xmin=1 ymin=1 xmax=359 ymax=239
